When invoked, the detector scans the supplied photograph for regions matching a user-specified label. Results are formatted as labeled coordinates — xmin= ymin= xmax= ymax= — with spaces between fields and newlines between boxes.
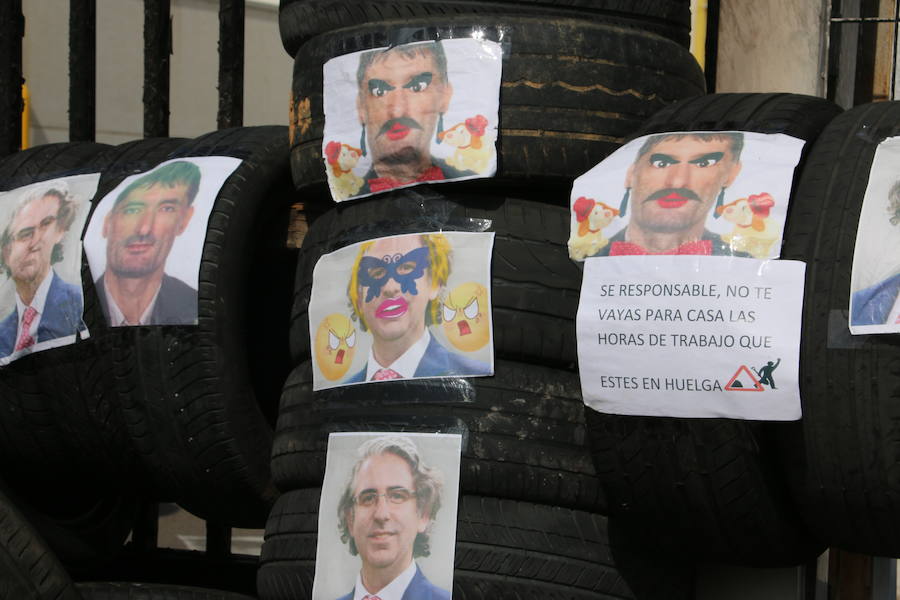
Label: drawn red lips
xmin=375 ymin=297 xmax=408 ymax=319
xmin=335 ymin=349 xmax=345 ymax=364
xmin=386 ymin=123 xmax=410 ymax=141
xmin=458 ymin=320 xmax=471 ymax=336
xmin=126 ymin=242 xmax=154 ymax=254
xmin=655 ymin=192 xmax=690 ymax=209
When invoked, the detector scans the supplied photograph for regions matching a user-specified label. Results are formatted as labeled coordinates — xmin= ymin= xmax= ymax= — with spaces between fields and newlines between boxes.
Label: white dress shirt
xmin=353 ymin=560 xmax=417 ymax=600
xmin=365 ymin=329 xmax=431 ymax=381
xmin=104 ymin=278 xmax=161 ymax=326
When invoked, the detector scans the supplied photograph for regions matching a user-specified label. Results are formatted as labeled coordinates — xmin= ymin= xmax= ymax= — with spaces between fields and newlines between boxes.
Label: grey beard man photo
xmin=335 ymin=436 xmax=451 ymax=600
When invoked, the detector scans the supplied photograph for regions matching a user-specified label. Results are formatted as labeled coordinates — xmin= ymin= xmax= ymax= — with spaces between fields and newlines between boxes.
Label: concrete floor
xmin=157 ymin=503 xmax=263 ymax=556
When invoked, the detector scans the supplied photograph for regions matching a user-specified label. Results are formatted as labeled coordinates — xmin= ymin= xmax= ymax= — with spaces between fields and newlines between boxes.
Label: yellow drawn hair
xmin=347 ymin=233 xmax=452 ymax=331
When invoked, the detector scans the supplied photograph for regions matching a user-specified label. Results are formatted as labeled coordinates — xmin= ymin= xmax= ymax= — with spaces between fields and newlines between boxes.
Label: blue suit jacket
xmin=336 ymin=565 xmax=451 ymax=600
xmin=0 ymin=270 xmax=85 ymax=358
xmin=343 ymin=334 xmax=491 ymax=384
xmin=851 ymin=272 xmax=900 ymax=326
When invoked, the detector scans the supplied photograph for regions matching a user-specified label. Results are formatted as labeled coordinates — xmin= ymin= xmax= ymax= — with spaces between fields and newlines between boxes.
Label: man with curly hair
xmin=0 ymin=184 xmax=85 ymax=358
xmin=343 ymin=232 xmax=489 ymax=383
xmin=852 ymin=180 xmax=900 ymax=325
xmin=336 ymin=436 xmax=450 ymax=600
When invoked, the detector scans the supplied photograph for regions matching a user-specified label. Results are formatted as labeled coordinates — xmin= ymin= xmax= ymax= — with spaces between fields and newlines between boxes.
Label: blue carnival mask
xmin=357 ymin=246 xmax=430 ymax=303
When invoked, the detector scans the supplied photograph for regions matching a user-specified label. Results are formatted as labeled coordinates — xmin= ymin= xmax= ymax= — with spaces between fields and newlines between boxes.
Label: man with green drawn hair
xmin=96 ymin=161 xmax=201 ymax=326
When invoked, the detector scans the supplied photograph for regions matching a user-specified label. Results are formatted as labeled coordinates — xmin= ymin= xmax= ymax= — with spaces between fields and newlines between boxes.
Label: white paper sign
xmin=576 ymin=256 xmax=804 ymax=420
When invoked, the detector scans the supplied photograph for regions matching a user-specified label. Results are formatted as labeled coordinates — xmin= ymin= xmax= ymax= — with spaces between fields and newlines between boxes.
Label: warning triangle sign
xmin=725 ymin=365 xmax=764 ymax=392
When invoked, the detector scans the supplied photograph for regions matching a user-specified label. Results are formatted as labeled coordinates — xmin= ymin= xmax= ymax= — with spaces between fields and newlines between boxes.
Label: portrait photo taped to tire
xmin=850 ymin=136 xmax=900 ymax=333
xmin=322 ymin=37 xmax=502 ymax=202
xmin=83 ymin=157 xmax=241 ymax=327
xmin=0 ymin=174 xmax=97 ymax=365
xmin=309 ymin=231 xmax=494 ymax=389
xmin=567 ymin=131 xmax=804 ymax=260
xmin=313 ymin=432 xmax=461 ymax=600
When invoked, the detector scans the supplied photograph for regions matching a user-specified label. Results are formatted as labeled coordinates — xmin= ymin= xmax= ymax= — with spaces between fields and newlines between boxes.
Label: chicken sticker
xmin=438 ymin=115 xmax=495 ymax=175
xmin=314 ymin=313 xmax=358 ymax=380
xmin=441 ymin=282 xmax=490 ymax=352
xmin=717 ymin=193 xmax=778 ymax=259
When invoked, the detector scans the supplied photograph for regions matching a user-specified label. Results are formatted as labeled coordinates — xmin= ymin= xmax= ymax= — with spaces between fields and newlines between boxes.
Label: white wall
xmin=716 ymin=0 xmax=828 ymax=96
xmin=22 ymin=0 xmax=292 ymax=146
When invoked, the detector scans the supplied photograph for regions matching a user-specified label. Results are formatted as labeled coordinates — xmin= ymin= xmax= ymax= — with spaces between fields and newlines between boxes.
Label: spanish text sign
xmin=576 ymin=256 xmax=804 ymax=420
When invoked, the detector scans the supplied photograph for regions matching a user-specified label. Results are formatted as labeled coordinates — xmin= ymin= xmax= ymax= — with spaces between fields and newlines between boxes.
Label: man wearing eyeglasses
xmin=336 ymin=436 xmax=450 ymax=600
xmin=0 ymin=185 xmax=85 ymax=359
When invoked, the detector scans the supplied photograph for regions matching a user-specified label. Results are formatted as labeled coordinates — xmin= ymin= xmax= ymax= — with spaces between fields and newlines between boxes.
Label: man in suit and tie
xmin=342 ymin=232 xmax=489 ymax=383
xmin=0 ymin=184 xmax=85 ymax=359
xmin=95 ymin=161 xmax=200 ymax=326
xmin=336 ymin=435 xmax=451 ymax=600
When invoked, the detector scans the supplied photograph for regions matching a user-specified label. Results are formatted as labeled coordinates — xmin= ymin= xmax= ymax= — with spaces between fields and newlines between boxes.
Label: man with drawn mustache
xmin=590 ymin=132 xmax=751 ymax=257
xmin=95 ymin=161 xmax=199 ymax=326
xmin=355 ymin=41 xmax=476 ymax=195
xmin=343 ymin=233 xmax=489 ymax=383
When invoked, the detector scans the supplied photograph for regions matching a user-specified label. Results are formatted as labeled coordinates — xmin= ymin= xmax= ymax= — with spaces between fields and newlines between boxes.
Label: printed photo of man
xmin=852 ymin=180 xmax=900 ymax=327
xmin=343 ymin=233 xmax=490 ymax=383
xmin=595 ymin=132 xmax=748 ymax=257
xmin=335 ymin=435 xmax=451 ymax=600
xmin=355 ymin=41 xmax=473 ymax=195
xmin=0 ymin=184 xmax=86 ymax=359
xmin=95 ymin=161 xmax=199 ymax=326
xmin=322 ymin=38 xmax=502 ymax=201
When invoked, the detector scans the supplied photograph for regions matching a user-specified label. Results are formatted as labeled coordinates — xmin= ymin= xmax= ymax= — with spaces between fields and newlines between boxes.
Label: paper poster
xmin=0 ymin=174 xmax=98 ymax=365
xmin=850 ymin=136 xmax=900 ymax=333
xmin=568 ymin=131 xmax=804 ymax=261
xmin=83 ymin=156 xmax=241 ymax=327
xmin=322 ymin=37 xmax=503 ymax=201
xmin=576 ymin=256 xmax=805 ymax=420
xmin=312 ymin=432 xmax=461 ymax=600
xmin=309 ymin=231 xmax=494 ymax=390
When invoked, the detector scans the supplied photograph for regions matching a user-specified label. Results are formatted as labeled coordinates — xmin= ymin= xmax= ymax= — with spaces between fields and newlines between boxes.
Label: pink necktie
xmin=14 ymin=306 xmax=37 ymax=351
xmin=363 ymin=596 xmax=382 ymax=600
xmin=372 ymin=368 xmax=402 ymax=381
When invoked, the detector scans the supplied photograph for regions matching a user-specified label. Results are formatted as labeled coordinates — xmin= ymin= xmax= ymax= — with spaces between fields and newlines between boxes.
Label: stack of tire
xmin=0 ymin=127 xmax=297 ymax=589
xmin=261 ymin=2 xmax=705 ymax=598
xmin=775 ymin=101 xmax=900 ymax=558
xmin=581 ymin=93 xmax=846 ymax=568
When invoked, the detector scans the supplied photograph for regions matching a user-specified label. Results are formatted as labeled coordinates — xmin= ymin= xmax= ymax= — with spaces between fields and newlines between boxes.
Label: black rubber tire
xmin=271 ymin=357 xmax=604 ymax=511
xmin=777 ymin=101 xmax=900 ymax=556
xmin=0 ymin=141 xmax=148 ymax=569
xmin=0 ymin=481 xmax=80 ymax=600
xmin=585 ymin=93 xmax=842 ymax=567
xmin=0 ymin=142 xmax=111 ymax=190
xmin=289 ymin=15 xmax=704 ymax=193
xmin=278 ymin=0 xmax=692 ymax=56
xmin=106 ymin=127 xmax=295 ymax=527
xmin=77 ymin=582 xmax=255 ymax=600
xmin=258 ymin=488 xmax=695 ymax=600
xmin=289 ymin=190 xmax=581 ymax=367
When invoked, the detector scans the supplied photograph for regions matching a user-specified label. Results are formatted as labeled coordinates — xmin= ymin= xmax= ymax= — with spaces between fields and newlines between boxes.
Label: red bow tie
xmin=368 ymin=166 xmax=446 ymax=193
xmin=609 ymin=239 xmax=713 ymax=256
